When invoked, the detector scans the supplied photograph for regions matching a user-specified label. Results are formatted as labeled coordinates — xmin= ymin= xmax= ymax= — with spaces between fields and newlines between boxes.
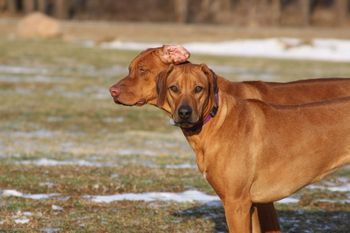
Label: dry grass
xmin=0 ymin=23 xmax=349 ymax=232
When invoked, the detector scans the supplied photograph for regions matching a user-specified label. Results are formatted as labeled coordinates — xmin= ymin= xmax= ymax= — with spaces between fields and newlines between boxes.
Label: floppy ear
xmin=200 ymin=64 xmax=218 ymax=97
xmin=156 ymin=65 xmax=174 ymax=107
xmin=159 ymin=45 xmax=190 ymax=64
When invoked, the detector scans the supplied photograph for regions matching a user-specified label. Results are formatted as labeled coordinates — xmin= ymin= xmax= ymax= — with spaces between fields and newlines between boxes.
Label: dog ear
xmin=156 ymin=65 xmax=174 ymax=107
xmin=159 ymin=45 xmax=190 ymax=64
xmin=200 ymin=64 xmax=218 ymax=97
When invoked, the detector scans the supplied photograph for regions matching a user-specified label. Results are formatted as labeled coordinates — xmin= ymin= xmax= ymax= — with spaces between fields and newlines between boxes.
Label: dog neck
xmin=182 ymin=90 xmax=234 ymax=175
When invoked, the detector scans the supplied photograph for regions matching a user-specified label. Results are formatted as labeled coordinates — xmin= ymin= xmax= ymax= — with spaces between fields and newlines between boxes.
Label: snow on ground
xmin=87 ymin=191 xmax=302 ymax=204
xmin=114 ymin=148 xmax=157 ymax=156
xmin=1 ymin=189 xmax=60 ymax=200
xmin=0 ymin=65 xmax=48 ymax=75
xmin=16 ymin=158 xmax=105 ymax=167
xmin=41 ymin=227 xmax=60 ymax=233
xmin=0 ymin=75 xmax=68 ymax=83
xmin=1 ymin=187 xmax=348 ymax=205
xmin=1 ymin=188 xmax=221 ymax=203
xmin=86 ymin=190 xmax=220 ymax=203
xmin=165 ymin=163 xmax=197 ymax=169
xmin=14 ymin=218 xmax=30 ymax=224
xmin=309 ymin=183 xmax=350 ymax=192
xmin=316 ymin=198 xmax=350 ymax=204
xmin=100 ymin=38 xmax=350 ymax=62
xmin=51 ymin=205 xmax=63 ymax=211
xmin=12 ymin=130 xmax=55 ymax=138
xmin=277 ymin=197 xmax=300 ymax=204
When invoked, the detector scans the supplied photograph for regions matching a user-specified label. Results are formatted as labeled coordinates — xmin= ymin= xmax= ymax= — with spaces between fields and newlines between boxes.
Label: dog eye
xmin=138 ymin=67 xmax=148 ymax=74
xmin=169 ymin=85 xmax=179 ymax=93
xmin=194 ymin=86 xmax=203 ymax=93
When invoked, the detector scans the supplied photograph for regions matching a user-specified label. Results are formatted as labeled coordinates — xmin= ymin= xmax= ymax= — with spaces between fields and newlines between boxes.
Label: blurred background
xmin=1 ymin=0 xmax=350 ymax=26
xmin=0 ymin=1 xmax=349 ymax=233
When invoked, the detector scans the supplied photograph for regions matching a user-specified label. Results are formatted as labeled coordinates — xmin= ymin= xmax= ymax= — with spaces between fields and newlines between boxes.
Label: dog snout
xmin=178 ymin=105 xmax=192 ymax=120
xmin=109 ymin=85 xmax=121 ymax=98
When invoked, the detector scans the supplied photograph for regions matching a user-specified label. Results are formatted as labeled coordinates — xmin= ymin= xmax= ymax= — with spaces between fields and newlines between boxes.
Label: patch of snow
xmin=308 ymin=183 xmax=350 ymax=192
xmin=14 ymin=218 xmax=30 ymax=224
xmin=24 ymin=193 xmax=59 ymax=200
xmin=2 ymin=189 xmax=23 ymax=197
xmin=17 ymin=158 xmax=104 ymax=167
xmin=86 ymin=190 xmax=220 ymax=203
xmin=41 ymin=227 xmax=60 ymax=233
xmin=13 ymin=130 xmax=55 ymax=138
xmin=115 ymin=148 xmax=156 ymax=156
xmin=101 ymin=38 xmax=350 ymax=62
xmin=326 ymin=185 xmax=350 ymax=192
xmin=337 ymin=176 xmax=349 ymax=183
xmin=1 ymin=189 xmax=59 ymax=200
xmin=0 ymin=65 xmax=48 ymax=74
xmin=277 ymin=197 xmax=299 ymax=204
xmin=110 ymin=174 xmax=119 ymax=179
xmin=52 ymin=205 xmax=63 ymax=211
xmin=0 ymin=75 xmax=65 ymax=83
xmin=23 ymin=211 xmax=33 ymax=216
xmin=103 ymin=117 xmax=125 ymax=123
xmin=316 ymin=198 xmax=350 ymax=204
xmin=165 ymin=164 xmax=196 ymax=169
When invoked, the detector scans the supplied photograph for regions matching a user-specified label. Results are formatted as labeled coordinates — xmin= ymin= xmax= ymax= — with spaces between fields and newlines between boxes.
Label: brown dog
xmin=156 ymin=63 xmax=350 ymax=233
xmin=110 ymin=46 xmax=350 ymax=233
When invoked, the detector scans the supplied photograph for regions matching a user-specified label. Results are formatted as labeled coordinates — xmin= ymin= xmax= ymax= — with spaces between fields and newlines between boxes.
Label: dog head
xmin=109 ymin=45 xmax=190 ymax=106
xmin=157 ymin=63 xmax=217 ymax=129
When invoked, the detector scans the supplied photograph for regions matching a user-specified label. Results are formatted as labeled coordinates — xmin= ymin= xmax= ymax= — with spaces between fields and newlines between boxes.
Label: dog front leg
xmin=224 ymin=198 xmax=252 ymax=233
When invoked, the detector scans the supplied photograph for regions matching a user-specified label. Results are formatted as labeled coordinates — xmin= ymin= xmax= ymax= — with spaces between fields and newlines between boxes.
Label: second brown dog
xmin=156 ymin=63 xmax=350 ymax=233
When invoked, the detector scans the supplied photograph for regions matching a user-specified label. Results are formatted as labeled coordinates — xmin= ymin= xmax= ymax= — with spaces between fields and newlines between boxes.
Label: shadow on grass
xmin=173 ymin=201 xmax=350 ymax=233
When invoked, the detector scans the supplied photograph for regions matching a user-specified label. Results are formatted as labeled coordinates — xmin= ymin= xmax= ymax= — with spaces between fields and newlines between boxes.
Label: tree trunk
xmin=174 ymin=0 xmax=188 ymax=23
xmin=299 ymin=0 xmax=310 ymax=26
xmin=334 ymin=0 xmax=348 ymax=26
xmin=214 ymin=0 xmax=231 ymax=23
xmin=6 ymin=0 xmax=17 ymax=14
xmin=196 ymin=0 xmax=210 ymax=22
xmin=55 ymin=0 xmax=68 ymax=19
xmin=38 ymin=0 xmax=47 ymax=13
xmin=270 ymin=0 xmax=281 ymax=25
xmin=0 ymin=0 xmax=6 ymax=12
xmin=23 ymin=0 xmax=36 ymax=13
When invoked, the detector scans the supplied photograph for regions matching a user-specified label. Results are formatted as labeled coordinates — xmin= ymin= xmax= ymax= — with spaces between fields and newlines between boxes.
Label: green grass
xmin=0 ymin=37 xmax=349 ymax=232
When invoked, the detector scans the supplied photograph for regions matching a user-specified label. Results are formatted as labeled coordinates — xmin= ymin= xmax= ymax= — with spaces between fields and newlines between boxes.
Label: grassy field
xmin=0 ymin=27 xmax=349 ymax=233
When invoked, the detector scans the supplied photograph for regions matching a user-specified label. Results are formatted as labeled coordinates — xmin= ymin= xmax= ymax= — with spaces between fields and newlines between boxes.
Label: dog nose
xmin=110 ymin=86 xmax=121 ymax=97
xmin=178 ymin=105 xmax=192 ymax=120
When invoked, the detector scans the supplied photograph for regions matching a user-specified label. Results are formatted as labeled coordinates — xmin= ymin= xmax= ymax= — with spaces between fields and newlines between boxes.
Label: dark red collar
xmin=182 ymin=91 xmax=219 ymax=133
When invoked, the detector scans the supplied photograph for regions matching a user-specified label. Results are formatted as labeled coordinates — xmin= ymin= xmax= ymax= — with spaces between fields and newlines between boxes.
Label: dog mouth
xmin=112 ymin=97 xmax=146 ymax=106
xmin=135 ymin=99 xmax=146 ymax=106
xmin=173 ymin=119 xmax=198 ymax=128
